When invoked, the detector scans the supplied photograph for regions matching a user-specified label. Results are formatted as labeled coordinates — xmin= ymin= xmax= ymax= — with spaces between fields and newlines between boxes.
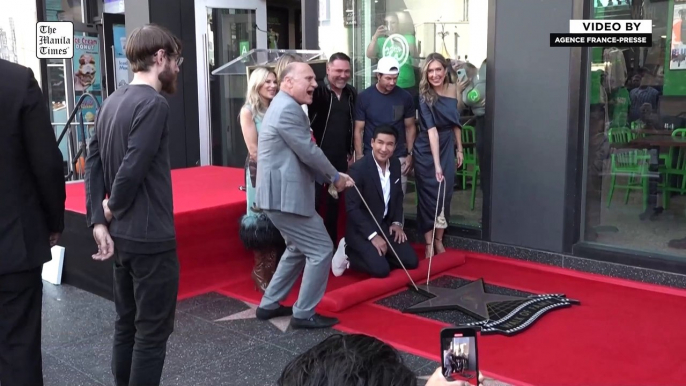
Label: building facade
xmin=35 ymin=0 xmax=686 ymax=283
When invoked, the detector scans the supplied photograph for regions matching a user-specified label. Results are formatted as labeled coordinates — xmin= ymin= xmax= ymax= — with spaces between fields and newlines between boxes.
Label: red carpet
xmin=332 ymin=253 xmax=686 ymax=386
xmin=66 ymin=167 xmax=686 ymax=385
xmin=66 ymin=166 xmax=466 ymax=302
xmin=216 ymin=247 xmax=465 ymax=313
xmin=67 ymin=166 xmax=251 ymax=299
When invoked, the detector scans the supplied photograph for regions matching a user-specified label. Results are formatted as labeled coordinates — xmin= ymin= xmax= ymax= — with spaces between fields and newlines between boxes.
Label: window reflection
xmin=584 ymin=0 xmax=686 ymax=256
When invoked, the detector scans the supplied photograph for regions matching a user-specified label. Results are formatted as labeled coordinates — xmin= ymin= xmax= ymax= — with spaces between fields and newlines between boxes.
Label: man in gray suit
xmin=254 ymin=62 xmax=354 ymax=329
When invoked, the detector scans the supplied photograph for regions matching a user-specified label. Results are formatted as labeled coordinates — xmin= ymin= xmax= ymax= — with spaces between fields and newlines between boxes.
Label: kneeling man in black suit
xmin=331 ymin=125 xmax=419 ymax=278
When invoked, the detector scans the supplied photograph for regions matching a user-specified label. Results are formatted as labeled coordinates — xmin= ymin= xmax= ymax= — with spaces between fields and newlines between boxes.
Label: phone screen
xmin=441 ymin=329 xmax=478 ymax=384
xmin=456 ymin=69 xmax=467 ymax=82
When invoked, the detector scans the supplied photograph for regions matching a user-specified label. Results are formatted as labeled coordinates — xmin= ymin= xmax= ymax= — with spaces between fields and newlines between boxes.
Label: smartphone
xmin=456 ymin=68 xmax=467 ymax=82
xmin=440 ymin=327 xmax=479 ymax=384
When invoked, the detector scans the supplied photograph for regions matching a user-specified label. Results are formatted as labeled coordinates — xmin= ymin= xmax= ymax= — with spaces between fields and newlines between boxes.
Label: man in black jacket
xmin=309 ymin=52 xmax=357 ymax=245
xmin=332 ymin=125 xmax=418 ymax=278
xmin=0 ymin=59 xmax=66 ymax=386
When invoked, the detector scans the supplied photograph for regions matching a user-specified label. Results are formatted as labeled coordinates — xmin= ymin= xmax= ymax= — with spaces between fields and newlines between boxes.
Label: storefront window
xmin=318 ymin=0 xmax=489 ymax=230
xmin=583 ymin=0 xmax=686 ymax=256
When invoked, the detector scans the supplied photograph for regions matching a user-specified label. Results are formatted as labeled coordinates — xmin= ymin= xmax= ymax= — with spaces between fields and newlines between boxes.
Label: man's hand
xmin=49 ymin=232 xmax=61 ymax=247
xmin=389 ymin=224 xmax=406 ymax=243
xmin=102 ymin=199 xmax=113 ymax=223
xmin=333 ymin=173 xmax=355 ymax=192
xmin=402 ymin=155 xmax=413 ymax=176
xmin=426 ymin=367 xmax=485 ymax=386
xmin=347 ymin=154 xmax=354 ymax=168
xmin=371 ymin=235 xmax=387 ymax=256
xmin=92 ymin=224 xmax=115 ymax=261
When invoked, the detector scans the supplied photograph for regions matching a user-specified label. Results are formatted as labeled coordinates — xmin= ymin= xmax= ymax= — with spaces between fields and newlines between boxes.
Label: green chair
xmin=661 ymin=128 xmax=686 ymax=208
xmin=455 ymin=125 xmax=479 ymax=210
xmin=606 ymin=127 xmax=649 ymax=210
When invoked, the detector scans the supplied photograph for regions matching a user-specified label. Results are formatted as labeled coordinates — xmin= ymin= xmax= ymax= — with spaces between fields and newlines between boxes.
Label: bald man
xmin=253 ymin=63 xmax=354 ymax=329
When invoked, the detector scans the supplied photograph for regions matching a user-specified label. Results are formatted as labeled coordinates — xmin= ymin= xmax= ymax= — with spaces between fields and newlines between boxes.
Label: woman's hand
xmin=435 ymin=165 xmax=444 ymax=182
xmin=456 ymin=151 xmax=464 ymax=168
xmin=457 ymin=78 xmax=470 ymax=92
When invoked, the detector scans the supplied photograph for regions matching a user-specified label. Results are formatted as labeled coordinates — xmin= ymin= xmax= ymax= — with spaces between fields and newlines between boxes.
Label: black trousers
xmin=315 ymin=154 xmax=348 ymax=243
xmin=346 ymin=227 xmax=419 ymax=278
xmin=112 ymin=248 xmax=179 ymax=386
xmin=0 ymin=268 xmax=43 ymax=386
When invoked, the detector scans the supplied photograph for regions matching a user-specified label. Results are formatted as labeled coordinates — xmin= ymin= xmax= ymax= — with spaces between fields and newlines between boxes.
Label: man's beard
xmin=158 ymin=63 xmax=177 ymax=94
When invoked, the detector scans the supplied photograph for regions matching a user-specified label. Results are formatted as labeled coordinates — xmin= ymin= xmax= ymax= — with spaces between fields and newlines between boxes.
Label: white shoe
xmin=332 ymin=238 xmax=349 ymax=277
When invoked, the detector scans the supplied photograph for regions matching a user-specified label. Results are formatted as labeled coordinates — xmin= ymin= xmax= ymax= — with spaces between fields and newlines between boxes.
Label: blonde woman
xmin=415 ymin=53 xmax=464 ymax=258
xmin=237 ymin=66 xmax=284 ymax=292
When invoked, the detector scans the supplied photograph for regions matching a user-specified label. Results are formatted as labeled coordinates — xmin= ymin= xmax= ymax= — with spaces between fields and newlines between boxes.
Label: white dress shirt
xmin=368 ymin=154 xmax=391 ymax=240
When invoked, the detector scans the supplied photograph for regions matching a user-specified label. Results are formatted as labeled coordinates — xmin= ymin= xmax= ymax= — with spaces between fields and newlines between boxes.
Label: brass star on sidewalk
xmin=214 ymin=301 xmax=291 ymax=332
xmin=404 ymin=279 xmax=527 ymax=320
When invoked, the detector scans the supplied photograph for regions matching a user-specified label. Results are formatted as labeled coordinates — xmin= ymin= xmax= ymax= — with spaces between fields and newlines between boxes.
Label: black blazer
xmin=345 ymin=154 xmax=403 ymax=248
xmin=0 ymin=59 xmax=66 ymax=275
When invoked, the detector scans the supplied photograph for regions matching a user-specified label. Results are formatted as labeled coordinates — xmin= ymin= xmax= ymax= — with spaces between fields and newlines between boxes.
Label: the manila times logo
xmin=551 ymin=20 xmax=652 ymax=47
xmin=36 ymin=22 xmax=74 ymax=59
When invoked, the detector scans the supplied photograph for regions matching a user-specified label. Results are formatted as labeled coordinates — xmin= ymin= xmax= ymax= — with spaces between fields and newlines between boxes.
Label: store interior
xmin=586 ymin=0 xmax=686 ymax=258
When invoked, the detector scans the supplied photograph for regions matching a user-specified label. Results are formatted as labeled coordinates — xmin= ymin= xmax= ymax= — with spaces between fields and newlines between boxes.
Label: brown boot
xmin=251 ymin=250 xmax=269 ymax=293
xmin=262 ymin=248 xmax=279 ymax=285
xmin=251 ymin=248 xmax=281 ymax=293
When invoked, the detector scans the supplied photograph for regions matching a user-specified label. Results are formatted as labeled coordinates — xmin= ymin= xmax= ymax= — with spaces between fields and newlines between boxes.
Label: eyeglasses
xmin=156 ymin=50 xmax=183 ymax=66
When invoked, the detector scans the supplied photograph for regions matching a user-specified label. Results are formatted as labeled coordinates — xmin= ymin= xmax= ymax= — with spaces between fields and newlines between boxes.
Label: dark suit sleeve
xmin=20 ymin=69 xmax=66 ymax=233
xmin=84 ymin=129 xmax=108 ymax=227
xmin=345 ymin=163 xmax=377 ymax=239
xmin=107 ymin=99 xmax=167 ymax=220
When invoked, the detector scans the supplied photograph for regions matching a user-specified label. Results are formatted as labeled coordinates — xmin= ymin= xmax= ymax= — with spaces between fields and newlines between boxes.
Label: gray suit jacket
xmin=255 ymin=91 xmax=338 ymax=217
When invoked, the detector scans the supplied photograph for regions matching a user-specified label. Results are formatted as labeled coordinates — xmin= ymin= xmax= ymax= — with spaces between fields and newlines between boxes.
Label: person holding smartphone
xmin=366 ymin=13 xmax=419 ymax=101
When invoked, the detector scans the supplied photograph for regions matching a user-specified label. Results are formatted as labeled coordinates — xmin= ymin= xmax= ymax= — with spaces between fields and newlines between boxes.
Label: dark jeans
xmin=112 ymin=248 xmax=179 ymax=386
xmin=315 ymin=154 xmax=348 ymax=243
xmin=0 ymin=268 xmax=43 ymax=386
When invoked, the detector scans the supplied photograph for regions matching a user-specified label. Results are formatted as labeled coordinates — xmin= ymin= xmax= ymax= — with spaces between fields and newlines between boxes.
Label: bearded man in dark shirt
xmin=84 ymin=24 xmax=182 ymax=386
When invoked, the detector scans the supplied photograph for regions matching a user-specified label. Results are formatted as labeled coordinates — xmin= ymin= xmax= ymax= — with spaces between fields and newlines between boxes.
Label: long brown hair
xmin=419 ymin=53 xmax=450 ymax=107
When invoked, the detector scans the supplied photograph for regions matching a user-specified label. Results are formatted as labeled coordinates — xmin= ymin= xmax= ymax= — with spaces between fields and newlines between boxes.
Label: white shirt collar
xmin=372 ymin=153 xmax=390 ymax=175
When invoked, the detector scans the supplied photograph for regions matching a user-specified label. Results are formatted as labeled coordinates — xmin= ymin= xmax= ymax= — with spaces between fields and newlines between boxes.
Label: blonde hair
xmin=244 ymin=66 xmax=276 ymax=119
xmin=419 ymin=53 xmax=450 ymax=107
xmin=274 ymin=53 xmax=303 ymax=84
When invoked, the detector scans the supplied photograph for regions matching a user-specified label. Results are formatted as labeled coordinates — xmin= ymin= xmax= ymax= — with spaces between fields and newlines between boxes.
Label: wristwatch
xmin=392 ymin=221 xmax=404 ymax=229
xmin=407 ymin=150 xmax=413 ymax=156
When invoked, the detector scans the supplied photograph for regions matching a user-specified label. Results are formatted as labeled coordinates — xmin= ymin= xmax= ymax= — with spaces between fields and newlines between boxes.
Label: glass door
xmin=195 ymin=0 xmax=267 ymax=166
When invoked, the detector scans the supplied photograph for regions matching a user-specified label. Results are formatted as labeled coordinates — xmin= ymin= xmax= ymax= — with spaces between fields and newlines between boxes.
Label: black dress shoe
xmin=290 ymin=314 xmax=339 ymax=329
xmin=256 ymin=305 xmax=293 ymax=320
